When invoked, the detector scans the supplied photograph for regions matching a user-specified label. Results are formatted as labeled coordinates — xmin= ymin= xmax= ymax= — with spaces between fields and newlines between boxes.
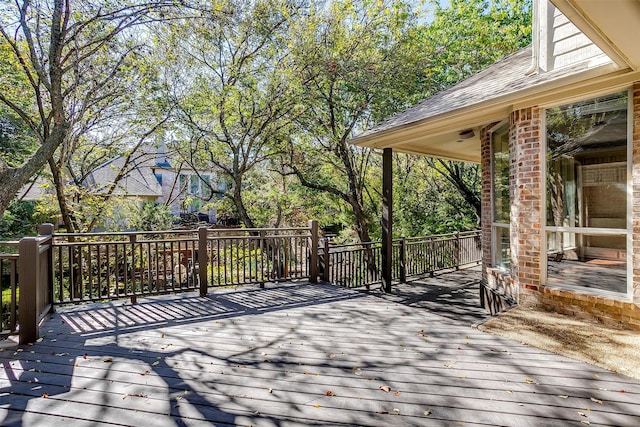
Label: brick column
xmin=510 ymin=108 xmax=543 ymax=299
xmin=632 ymin=83 xmax=640 ymax=305
xmin=480 ymin=125 xmax=493 ymax=282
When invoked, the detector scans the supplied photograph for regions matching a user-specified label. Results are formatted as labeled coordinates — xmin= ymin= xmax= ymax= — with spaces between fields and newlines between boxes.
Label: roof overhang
xmin=352 ymin=1 xmax=640 ymax=164
xmin=550 ymin=0 xmax=640 ymax=71
xmin=353 ymin=64 xmax=640 ymax=164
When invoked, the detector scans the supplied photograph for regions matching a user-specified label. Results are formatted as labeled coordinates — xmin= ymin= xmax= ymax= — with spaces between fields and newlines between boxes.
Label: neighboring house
xmin=87 ymin=145 xmax=221 ymax=223
xmin=19 ymin=143 xmax=221 ymax=225
xmin=85 ymin=155 xmax=163 ymax=202
xmin=352 ymin=0 xmax=640 ymax=328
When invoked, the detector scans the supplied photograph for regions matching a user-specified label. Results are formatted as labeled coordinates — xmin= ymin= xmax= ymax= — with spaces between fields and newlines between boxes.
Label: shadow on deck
xmin=2 ymin=271 xmax=640 ymax=426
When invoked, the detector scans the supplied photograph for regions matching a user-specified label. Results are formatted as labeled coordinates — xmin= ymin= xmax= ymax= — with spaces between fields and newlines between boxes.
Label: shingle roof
xmin=353 ymin=45 xmax=611 ymax=142
xmin=87 ymin=156 xmax=162 ymax=197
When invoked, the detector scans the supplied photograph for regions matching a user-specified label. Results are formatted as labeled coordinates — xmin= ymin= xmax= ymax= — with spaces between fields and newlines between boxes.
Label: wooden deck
xmin=2 ymin=271 xmax=640 ymax=426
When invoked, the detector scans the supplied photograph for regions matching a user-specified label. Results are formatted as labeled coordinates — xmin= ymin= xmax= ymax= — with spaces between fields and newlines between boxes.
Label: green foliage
xmin=132 ymin=202 xmax=173 ymax=231
xmin=1 ymin=0 xmax=533 ymax=239
xmin=393 ymin=156 xmax=478 ymax=237
xmin=0 ymin=200 xmax=39 ymax=239
xmin=419 ymin=0 xmax=532 ymax=94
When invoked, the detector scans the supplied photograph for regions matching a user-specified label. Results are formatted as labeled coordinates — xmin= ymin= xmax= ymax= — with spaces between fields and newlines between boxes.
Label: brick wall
xmin=480 ymin=125 xmax=492 ymax=283
xmin=480 ymin=88 xmax=640 ymax=329
xmin=540 ymin=287 xmax=640 ymax=330
xmin=510 ymin=108 xmax=543 ymax=302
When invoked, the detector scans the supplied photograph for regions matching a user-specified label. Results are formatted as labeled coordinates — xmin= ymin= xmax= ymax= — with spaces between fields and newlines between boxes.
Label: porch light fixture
xmin=458 ymin=129 xmax=475 ymax=139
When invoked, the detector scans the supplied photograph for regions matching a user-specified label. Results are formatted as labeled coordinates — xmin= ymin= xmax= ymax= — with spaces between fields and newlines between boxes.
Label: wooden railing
xmin=51 ymin=223 xmax=318 ymax=305
xmin=1 ymin=224 xmax=55 ymax=343
xmin=1 ymin=241 xmax=19 ymax=337
xmin=6 ymin=222 xmax=478 ymax=343
xmin=322 ymin=231 xmax=481 ymax=288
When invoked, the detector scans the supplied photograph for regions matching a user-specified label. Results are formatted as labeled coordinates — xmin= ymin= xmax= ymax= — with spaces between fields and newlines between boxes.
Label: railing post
xmin=18 ymin=236 xmax=39 ymax=344
xmin=309 ymin=220 xmax=318 ymax=283
xmin=198 ymin=227 xmax=209 ymax=297
xmin=455 ymin=231 xmax=461 ymax=270
xmin=400 ymin=237 xmax=407 ymax=283
xmin=129 ymin=234 xmax=137 ymax=303
xmin=323 ymin=237 xmax=330 ymax=282
xmin=38 ymin=223 xmax=55 ymax=314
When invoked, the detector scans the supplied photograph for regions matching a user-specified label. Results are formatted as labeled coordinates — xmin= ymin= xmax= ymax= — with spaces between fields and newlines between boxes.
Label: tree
xmin=393 ymin=0 xmax=531 ymax=229
xmin=287 ymin=0 xmax=423 ymax=243
xmin=165 ymin=0 xmax=303 ymax=229
xmin=0 ymin=0 xmax=211 ymax=217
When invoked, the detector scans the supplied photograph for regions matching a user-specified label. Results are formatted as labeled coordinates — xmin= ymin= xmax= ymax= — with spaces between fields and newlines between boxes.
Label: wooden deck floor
xmin=2 ymin=271 xmax=640 ymax=426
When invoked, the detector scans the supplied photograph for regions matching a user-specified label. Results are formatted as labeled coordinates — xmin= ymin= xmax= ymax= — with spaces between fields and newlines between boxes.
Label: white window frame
xmin=490 ymin=121 xmax=511 ymax=271
xmin=541 ymin=88 xmax=633 ymax=299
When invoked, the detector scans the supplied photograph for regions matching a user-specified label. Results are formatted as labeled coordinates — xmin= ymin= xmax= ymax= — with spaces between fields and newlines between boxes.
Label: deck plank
xmin=2 ymin=274 xmax=640 ymax=426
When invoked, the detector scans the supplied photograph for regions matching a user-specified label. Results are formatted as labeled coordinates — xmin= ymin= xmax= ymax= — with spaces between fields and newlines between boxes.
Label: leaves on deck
xmin=123 ymin=393 xmax=148 ymax=399
xmin=378 ymin=385 xmax=391 ymax=393
xmin=424 ymin=410 xmax=432 ymax=416
xmin=590 ymin=397 xmax=603 ymax=404
xmin=325 ymin=390 xmax=336 ymax=396
xmin=103 ymin=357 xmax=113 ymax=363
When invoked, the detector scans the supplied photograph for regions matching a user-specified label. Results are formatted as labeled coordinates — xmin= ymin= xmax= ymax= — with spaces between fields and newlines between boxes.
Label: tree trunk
xmin=0 ymin=124 xmax=69 ymax=216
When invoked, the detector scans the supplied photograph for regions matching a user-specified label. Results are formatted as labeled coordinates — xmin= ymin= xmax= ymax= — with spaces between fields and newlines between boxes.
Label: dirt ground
xmin=478 ymin=305 xmax=640 ymax=380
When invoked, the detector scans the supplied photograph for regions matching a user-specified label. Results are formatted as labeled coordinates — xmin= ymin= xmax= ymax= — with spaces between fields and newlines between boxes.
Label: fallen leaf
xmin=124 ymin=393 xmax=147 ymax=399
xmin=578 ymin=412 xmax=587 ymax=417
xmin=83 ymin=353 xmax=87 ymax=359
xmin=103 ymin=357 xmax=113 ymax=363
xmin=619 ymin=389 xmax=626 ymax=393
xmin=267 ymin=388 xmax=273 ymax=393
xmin=394 ymin=391 xmax=401 ymax=396
xmin=580 ymin=421 xmax=590 ymax=425
xmin=558 ymin=395 xmax=569 ymax=399
xmin=590 ymin=397 xmax=603 ymax=404
xmin=151 ymin=361 xmax=159 ymax=366
xmin=379 ymin=386 xmax=391 ymax=393
xmin=140 ymin=370 xmax=150 ymax=376
xmin=392 ymin=408 xmax=400 ymax=414
xmin=41 ymin=392 xmax=48 ymax=398
xmin=313 ymin=404 xmax=321 ymax=408
xmin=524 ymin=377 xmax=534 ymax=384
xmin=325 ymin=390 xmax=335 ymax=396
xmin=424 ymin=410 xmax=432 ymax=416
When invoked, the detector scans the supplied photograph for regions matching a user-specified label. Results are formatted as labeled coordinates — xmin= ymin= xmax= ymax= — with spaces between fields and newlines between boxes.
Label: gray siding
xmin=537 ymin=1 xmax=609 ymax=72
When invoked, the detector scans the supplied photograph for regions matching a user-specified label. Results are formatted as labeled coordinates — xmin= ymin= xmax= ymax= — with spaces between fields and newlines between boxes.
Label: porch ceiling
xmin=551 ymin=0 xmax=640 ymax=71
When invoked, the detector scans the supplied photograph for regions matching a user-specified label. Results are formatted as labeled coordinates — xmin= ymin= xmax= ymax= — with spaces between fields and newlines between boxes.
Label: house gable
xmin=533 ymin=0 xmax=609 ymax=73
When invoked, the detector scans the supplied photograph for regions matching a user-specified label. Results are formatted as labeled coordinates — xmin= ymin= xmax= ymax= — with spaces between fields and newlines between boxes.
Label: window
xmin=179 ymin=173 xmax=212 ymax=198
xmin=545 ymin=91 xmax=629 ymax=295
xmin=491 ymin=124 xmax=510 ymax=270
